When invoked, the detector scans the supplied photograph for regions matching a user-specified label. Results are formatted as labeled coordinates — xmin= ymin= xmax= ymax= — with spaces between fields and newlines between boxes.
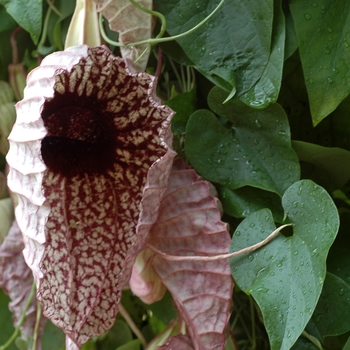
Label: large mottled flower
xmin=6 ymin=45 xmax=175 ymax=347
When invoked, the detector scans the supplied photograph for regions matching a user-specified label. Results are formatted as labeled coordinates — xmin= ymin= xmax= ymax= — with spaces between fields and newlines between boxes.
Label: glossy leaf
xmin=311 ymin=214 xmax=350 ymax=338
xmin=130 ymin=159 xmax=233 ymax=349
xmin=284 ymin=2 xmax=299 ymax=60
xmin=240 ymin=0 xmax=285 ymax=108
xmin=6 ymin=45 xmax=175 ymax=347
xmin=166 ymin=88 xmax=197 ymax=134
xmin=312 ymin=272 xmax=350 ymax=337
xmin=229 ymin=180 xmax=339 ymax=350
xmin=289 ymin=0 xmax=350 ymax=125
xmin=185 ymin=87 xmax=300 ymax=195
xmin=219 ymin=186 xmax=284 ymax=223
xmin=292 ymin=140 xmax=350 ymax=188
xmin=344 ymin=336 xmax=350 ymax=350
xmin=93 ymin=0 xmax=153 ymax=71
xmin=154 ymin=0 xmax=273 ymax=95
xmin=0 ymin=0 xmax=42 ymax=44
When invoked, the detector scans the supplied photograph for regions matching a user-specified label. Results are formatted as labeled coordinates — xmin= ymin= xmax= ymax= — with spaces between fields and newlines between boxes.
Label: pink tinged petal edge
xmin=156 ymin=334 xmax=195 ymax=350
xmin=6 ymin=45 xmax=175 ymax=347
xmin=0 ymin=221 xmax=46 ymax=349
xmin=131 ymin=159 xmax=233 ymax=350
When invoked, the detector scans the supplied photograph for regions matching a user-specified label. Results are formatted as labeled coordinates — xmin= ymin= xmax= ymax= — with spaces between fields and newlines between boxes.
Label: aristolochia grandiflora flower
xmin=6 ymin=45 xmax=175 ymax=347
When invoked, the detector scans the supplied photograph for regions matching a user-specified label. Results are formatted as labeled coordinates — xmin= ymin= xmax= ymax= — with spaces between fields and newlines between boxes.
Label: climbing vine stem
xmin=0 ymin=281 xmax=36 ymax=350
xmin=99 ymin=0 xmax=226 ymax=48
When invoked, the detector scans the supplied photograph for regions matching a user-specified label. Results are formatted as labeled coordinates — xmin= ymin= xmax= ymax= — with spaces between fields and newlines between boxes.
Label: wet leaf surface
xmin=229 ymin=180 xmax=339 ymax=350
xmin=154 ymin=0 xmax=273 ymax=95
xmin=185 ymin=87 xmax=300 ymax=195
xmin=290 ymin=0 xmax=350 ymax=125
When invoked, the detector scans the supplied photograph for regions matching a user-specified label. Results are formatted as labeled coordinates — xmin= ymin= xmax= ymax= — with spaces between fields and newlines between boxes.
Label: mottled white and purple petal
xmin=7 ymin=45 xmax=175 ymax=346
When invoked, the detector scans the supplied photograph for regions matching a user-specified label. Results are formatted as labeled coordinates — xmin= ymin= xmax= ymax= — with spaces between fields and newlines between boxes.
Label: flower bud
xmin=0 ymin=81 xmax=15 ymax=105
xmin=8 ymin=64 xmax=27 ymax=101
xmin=0 ymin=102 xmax=16 ymax=156
xmin=65 ymin=0 xmax=101 ymax=48
xmin=0 ymin=198 xmax=14 ymax=244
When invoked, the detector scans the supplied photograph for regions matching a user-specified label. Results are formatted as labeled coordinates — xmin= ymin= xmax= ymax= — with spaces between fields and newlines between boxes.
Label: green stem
xmin=38 ymin=4 xmax=52 ymax=48
xmin=302 ymin=330 xmax=324 ymax=350
xmin=0 ymin=281 xmax=36 ymax=350
xmin=47 ymin=0 xmax=62 ymax=17
xmin=100 ymin=0 xmax=226 ymax=47
xmin=118 ymin=303 xmax=147 ymax=348
xmin=249 ymin=297 xmax=256 ymax=349
xmin=128 ymin=0 xmax=166 ymax=40
xmin=31 ymin=302 xmax=42 ymax=350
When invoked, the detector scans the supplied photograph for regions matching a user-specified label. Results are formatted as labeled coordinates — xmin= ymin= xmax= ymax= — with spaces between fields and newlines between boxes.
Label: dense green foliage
xmin=1 ymin=0 xmax=350 ymax=349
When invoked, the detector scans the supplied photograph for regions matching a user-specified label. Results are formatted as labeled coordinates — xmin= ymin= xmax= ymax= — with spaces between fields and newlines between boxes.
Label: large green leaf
xmin=185 ymin=87 xmax=300 ymax=195
xmin=0 ymin=5 xmax=16 ymax=33
xmin=229 ymin=180 xmax=339 ymax=350
xmin=311 ymin=214 xmax=350 ymax=338
xmin=219 ymin=186 xmax=285 ymax=223
xmin=166 ymin=88 xmax=197 ymax=134
xmin=292 ymin=141 xmax=350 ymax=188
xmin=240 ymin=0 xmax=285 ymax=108
xmin=0 ymin=0 xmax=42 ymax=44
xmin=312 ymin=272 xmax=350 ymax=337
xmin=289 ymin=0 xmax=350 ymax=125
xmin=154 ymin=0 xmax=273 ymax=95
xmin=283 ymin=2 xmax=299 ymax=60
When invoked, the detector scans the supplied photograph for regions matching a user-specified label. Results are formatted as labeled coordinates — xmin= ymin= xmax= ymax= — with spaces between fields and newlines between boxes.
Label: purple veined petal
xmin=131 ymin=159 xmax=233 ymax=350
xmin=156 ymin=334 xmax=194 ymax=350
xmin=93 ymin=0 xmax=153 ymax=71
xmin=6 ymin=45 xmax=175 ymax=347
xmin=0 ymin=220 xmax=46 ymax=349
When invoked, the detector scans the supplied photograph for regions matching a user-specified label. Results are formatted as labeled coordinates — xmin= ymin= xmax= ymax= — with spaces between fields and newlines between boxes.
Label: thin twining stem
xmin=99 ymin=0 xmax=226 ymax=48
xmin=0 ymin=281 xmax=36 ymax=350
xmin=119 ymin=303 xmax=147 ymax=348
xmin=145 ymin=224 xmax=292 ymax=262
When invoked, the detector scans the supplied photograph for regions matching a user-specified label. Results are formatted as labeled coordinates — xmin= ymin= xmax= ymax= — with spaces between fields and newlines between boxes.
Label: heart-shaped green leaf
xmin=229 ymin=180 xmax=339 ymax=350
xmin=154 ymin=0 xmax=273 ymax=95
xmin=185 ymin=87 xmax=300 ymax=195
xmin=0 ymin=0 xmax=42 ymax=44
xmin=219 ymin=186 xmax=284 ymax=223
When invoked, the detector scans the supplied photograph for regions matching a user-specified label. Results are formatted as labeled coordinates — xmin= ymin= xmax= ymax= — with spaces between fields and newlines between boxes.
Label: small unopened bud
xmin=0 ymin=198 xmax=14 ymax=244
xmin=0 ymin=81 xmax=15 ymax=106
xmin=130 ymin=249 xmax=167 ymax=304
xmin=8 ymin=64 xmax=27 ymax=101
xmin=0 ymin=102 xmax=16 ymax=156
xmin=65 ymin=0 xmax=101 ymax=48
xmin=0 ymin=172 xmax=7 ymax=199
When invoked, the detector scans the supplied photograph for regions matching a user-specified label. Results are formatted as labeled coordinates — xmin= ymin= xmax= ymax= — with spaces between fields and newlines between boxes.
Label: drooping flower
xmin=6 ymin=44 xmax=175 ymax=347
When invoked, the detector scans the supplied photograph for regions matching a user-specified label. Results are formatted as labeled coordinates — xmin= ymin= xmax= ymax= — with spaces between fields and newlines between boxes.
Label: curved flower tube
xmin=6 ymin=45 xmax=175 ymax=347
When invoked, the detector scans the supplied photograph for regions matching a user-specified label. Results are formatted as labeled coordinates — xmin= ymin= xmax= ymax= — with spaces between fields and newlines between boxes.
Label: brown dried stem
xmin=146 ymin=224 xmax=292 ymax=262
